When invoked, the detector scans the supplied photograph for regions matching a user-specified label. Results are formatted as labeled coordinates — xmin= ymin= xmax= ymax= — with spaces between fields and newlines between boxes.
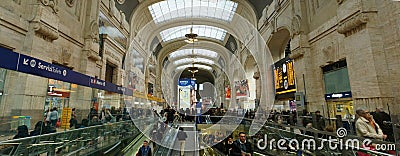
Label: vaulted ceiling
xmin=115 ymin=0 xmax=272 ymax=22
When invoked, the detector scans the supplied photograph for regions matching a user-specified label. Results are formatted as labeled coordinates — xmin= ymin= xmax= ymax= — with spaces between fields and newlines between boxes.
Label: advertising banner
xmin=179 ymin=86 xmax=191 ymax=109
xmin=235 ymin=79 xmax=249 ymax=98
xmin=225 ymin=86 xmax=231 ymax=99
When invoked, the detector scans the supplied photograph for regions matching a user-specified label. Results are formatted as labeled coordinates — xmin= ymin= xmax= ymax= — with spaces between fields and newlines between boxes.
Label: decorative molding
xmin=109 ymin=0 xmax=115 ymax=16
xmin=13 ymin=0 xmax=21 ymax=5
xmin=88 ymin=20 xmax=99 ymax=42
xmin=65 ymin=0 xmax=75 ymax=7
xmin=337 ymin=13 xmax=369 ymax=36
xmin=289 ymin=49 xmax=304 ymax=59
xmin=32 ymin=22 xmax=59 ymax=41
xmin=253 ymin=71 xmax=260 ymax=80
xmin=40 ymin=0 xmax=59 ymax=14
xmin=84 ymin=38 xmax=101 ymax=61
xmin=116 ymin=0 xmax=125 ymax=5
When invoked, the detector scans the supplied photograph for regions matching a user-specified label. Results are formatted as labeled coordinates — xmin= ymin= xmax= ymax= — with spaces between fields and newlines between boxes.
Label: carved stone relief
xmin=109 ymin=0 xmax=115 ymax=16
xmin=291 ymin=15 xmax=301 ymax=36
xmin=88 ymin=21 xmax=100 ymax=42
xmin=65 ymin=0 xmax=75 ymax=7
xmin=32 ymin=22 xmax=59 ymax=41
xmin=116 ymin=0 xmax=125 ymax=5
xmin=337 ymin=13 xmax=369 ymax=37
xmin=40 ymin=0 xmax=59 ymax=14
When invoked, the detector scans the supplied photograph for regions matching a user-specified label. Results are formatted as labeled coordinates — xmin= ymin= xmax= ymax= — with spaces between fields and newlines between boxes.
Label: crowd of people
xmin=10 ymin=105 xmax=131 ymax=141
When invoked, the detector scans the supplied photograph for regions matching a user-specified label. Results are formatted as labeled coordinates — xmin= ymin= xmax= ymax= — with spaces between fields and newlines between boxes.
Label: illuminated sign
xmin=274 ymin=58 xmax=296 ymax=95
xmin=325 ymin=91 xmax=352 ymax=100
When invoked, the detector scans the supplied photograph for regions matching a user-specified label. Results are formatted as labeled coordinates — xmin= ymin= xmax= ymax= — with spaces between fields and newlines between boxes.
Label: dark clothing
xmin=315 ymin=115 xmax=325 ymax=131
xmin=13 ymin=125 xmax=29 ymax=139
xmin=177 ymin=131 xmax=187 ymax=141
xmin=230 ymin=140 xmax=252 ymax=156
xmin=373 ymin=111 xmax=394 ymax=142
xmin=137 ymin=146 xmax=152 ymax=156
xmin=225 ymin=142 xmax=234 ymax=155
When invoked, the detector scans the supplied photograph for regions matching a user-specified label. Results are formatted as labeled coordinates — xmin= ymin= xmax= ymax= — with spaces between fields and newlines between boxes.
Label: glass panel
xmin=169 ymin=49 xmax=218 ymax=59
xmin=323 ymin=68 xmax=351 ymax=94
xmin=173 ymin=58 xmax=215 ymax=65
xmin=160 ymin=25 xmax=227 ymax=42
xmin=148 ymin=0 xmax=238 ymax=24
xmin=176 ymin=64 xmax=213 ymax=71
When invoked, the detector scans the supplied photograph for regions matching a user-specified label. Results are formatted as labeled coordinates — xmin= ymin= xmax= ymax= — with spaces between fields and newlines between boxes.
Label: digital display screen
xmin=274 ymin=58 xmax=296 ymax=95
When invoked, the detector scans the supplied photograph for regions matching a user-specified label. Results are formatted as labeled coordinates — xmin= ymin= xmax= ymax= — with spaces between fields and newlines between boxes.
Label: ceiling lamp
xmin=187 ymin=49 xmax=199 ymax=78
xmin=184 ymin=27 xmax=198 ymax=43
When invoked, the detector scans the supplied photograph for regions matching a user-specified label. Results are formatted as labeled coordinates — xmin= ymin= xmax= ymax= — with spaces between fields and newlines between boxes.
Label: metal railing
xmin=0 ymin=120 xmax=139 ymax=156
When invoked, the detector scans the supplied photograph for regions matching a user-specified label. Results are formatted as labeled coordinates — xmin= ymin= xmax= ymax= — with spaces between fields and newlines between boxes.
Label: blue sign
xmin=0 ymin=47 xmax=134 ymax=96
xmin=0 ymin=47 xmax=19 ymax=71
xmin=178 ymin=78 xmax=191 ymax=86
xmin=196 ymin=102 xmax=202 ymax=124
xmin=17 ymin=54 xmax=91 ymax=87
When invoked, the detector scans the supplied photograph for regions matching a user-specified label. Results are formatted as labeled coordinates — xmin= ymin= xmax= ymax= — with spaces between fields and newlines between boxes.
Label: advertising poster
xmin=235 ymin=79 xmax=249 ymax=98
xmin=289 ymin=100 xmax=296 ymax=111
xmin=178 ymin=78 xmax=192 ymax=110
xmin=225 ymin=86 xmax=231 ymax=99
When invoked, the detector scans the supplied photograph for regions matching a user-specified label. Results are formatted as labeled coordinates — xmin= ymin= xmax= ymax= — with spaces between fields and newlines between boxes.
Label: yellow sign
xmin=61 ymin=108 xmax=72 ymax=129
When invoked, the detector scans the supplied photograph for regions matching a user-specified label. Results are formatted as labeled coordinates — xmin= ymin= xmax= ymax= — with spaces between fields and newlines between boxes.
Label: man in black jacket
xmin=137 ymin=140 xmax=152 ymax=156
xmin=373 ymin=107 xmax=394 ymax=142
xmin=230 ymin=132 xmax=253 ymax=156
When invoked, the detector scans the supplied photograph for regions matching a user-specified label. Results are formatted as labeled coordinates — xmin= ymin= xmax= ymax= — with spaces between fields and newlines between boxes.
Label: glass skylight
xmin=169 ymin=49 xmax=218 ymax=59
xmin=160 ymin=25 xmax=227 ymax=42
xmin=176 ymin=64 xmax=213 ymax=71
xmin=148 ymin=0 xmax=238 ymax=24
xmin=173 ymin=58 xmax=215 ymax=65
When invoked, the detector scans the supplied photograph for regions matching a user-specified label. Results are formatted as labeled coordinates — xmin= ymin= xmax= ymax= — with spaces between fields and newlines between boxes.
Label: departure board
xmin=274 ymin=58 xmax=296 ymax=95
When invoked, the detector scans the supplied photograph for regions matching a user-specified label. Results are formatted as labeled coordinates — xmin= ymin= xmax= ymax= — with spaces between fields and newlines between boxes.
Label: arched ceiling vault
xmin=116 ymin=0 xmax=272 ymax=24
xmin=157 ymin=40 xmax=233 ymax=71
xmin=127 ymin=0 xmax=260 ymax=33
xmin=139 ymin=18 xmax=243 ymax=51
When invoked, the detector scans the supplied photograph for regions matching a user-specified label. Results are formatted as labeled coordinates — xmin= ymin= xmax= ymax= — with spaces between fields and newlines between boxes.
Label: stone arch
xmin=243 ymin=54 xmax=257 ymax=104
xmin=267 ymin=28 xmax=291 ymax=62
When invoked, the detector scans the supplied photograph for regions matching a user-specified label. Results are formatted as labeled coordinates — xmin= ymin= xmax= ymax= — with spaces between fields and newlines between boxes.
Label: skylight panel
xmin=169 ymin=49 xmax=218 ymax=59
xmin=160 ymin=25 xmax=227 ymax=42
xmin=148 ymin=0 xmax=237 ymax=24
xmin=176 ymin=64 xmax=213 ymax=71
xmin=173 ymin=58 xmax=215 ymax=65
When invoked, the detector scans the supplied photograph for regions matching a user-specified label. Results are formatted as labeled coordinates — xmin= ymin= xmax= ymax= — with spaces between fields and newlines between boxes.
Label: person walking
xmin=137 ymin=140 xmax=152 ymax=156
xmin=49 ymin=107 xmax=59 ymax=127
xmin=177 ymin=127 xmax=187 ymax=156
